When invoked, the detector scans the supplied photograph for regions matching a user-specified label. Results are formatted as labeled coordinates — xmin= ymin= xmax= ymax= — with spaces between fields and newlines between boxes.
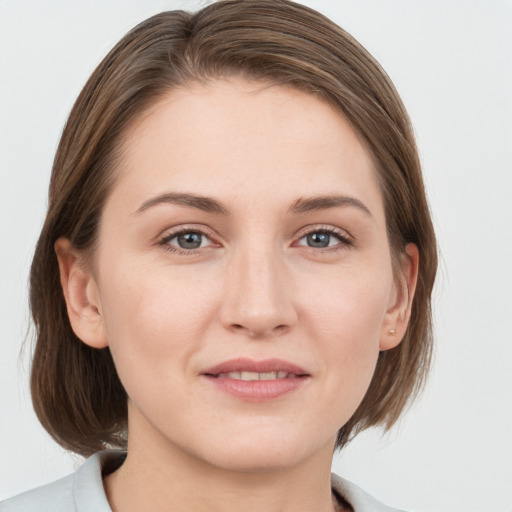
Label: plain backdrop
xmin=1 ymin=1 xmax=511 ymax=511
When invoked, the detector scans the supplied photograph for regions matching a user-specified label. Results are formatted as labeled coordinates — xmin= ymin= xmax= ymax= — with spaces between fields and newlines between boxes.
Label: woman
xmin=1 ymin=1 xmax=437 ymax=510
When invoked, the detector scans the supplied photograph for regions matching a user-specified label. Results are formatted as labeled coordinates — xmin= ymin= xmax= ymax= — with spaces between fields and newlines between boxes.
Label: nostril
xmin=230 ymin=323 xmax=289 ymax=338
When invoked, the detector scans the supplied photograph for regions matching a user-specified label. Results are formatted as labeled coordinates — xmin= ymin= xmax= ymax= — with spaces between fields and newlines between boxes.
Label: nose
xmin=220 ymin=245 xmax=297 ymax=339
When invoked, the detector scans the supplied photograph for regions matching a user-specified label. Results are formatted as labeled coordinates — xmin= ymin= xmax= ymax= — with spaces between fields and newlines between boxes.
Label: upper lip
xmin=202 ymin=358 xmax=309 ymax=376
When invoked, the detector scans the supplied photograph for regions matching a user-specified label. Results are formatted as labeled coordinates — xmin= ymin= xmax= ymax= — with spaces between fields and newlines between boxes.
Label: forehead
xmin=109 ymin=78 xmax=383 ymax=217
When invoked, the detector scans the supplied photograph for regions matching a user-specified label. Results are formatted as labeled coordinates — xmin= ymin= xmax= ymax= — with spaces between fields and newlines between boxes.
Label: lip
xmin=201 ymin=358 xmax=310 ymax=401
xmin=203 ymin=357 xmax=309 ymax=376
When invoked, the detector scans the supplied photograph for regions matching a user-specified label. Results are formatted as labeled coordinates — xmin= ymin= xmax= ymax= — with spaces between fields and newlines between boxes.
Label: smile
xmin=215 ymin=371 xmax=297 ymax=380
xmin=202 ymin=358 xmax=310 ymax=401
xmin=203 ymin=357 xmax=309 ymax=378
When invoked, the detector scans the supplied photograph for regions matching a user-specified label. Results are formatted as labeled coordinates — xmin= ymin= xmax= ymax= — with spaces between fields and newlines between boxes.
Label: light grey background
xmin=1 ymin=1 xmax=511 ymax=511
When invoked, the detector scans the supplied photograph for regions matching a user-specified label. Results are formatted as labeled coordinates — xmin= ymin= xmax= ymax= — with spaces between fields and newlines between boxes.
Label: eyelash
xmin=158 ymin=226 xmax=218 ymax=255
xmin=295 ymin=225 xmax=353 ymax=253
xmin=158 ymin=225 xmax=353 ymax=255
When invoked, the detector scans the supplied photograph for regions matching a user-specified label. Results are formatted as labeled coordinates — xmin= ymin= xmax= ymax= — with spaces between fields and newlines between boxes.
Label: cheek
xmin=300 ymin=260 xmax=391 ymax=342
xmin=97 ymin=263 xmax=219 ymax=387
xmin=298 ymin=264 xmax=391 ymax=408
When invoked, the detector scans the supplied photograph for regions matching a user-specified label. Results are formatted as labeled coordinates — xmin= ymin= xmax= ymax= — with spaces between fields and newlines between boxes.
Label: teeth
xmin=240 ymin=371 xmax=260 ymax=381
xmin=216 ymin=371 xmax=293 ymax=380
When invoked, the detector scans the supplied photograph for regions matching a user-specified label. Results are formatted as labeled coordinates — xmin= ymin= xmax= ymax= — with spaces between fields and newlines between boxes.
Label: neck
xmin=104 ymin=417 xmax=342 ymax=512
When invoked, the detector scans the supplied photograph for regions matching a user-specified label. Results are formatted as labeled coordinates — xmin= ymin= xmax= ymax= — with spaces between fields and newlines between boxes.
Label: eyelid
xmin=157 ymin=224 xmax=221 ymax=253
xmin=294 ymin=224 xmax=353 ymax=244
xmin=156 ymin=223 xmax=353 ymax=255
xmin=294 ymin=224 xmax=355 ymax=253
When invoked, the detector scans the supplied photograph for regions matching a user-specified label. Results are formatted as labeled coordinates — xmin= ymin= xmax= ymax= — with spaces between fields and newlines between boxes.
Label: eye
xmin=173 ymin=231 xmax=206 ymax=249
xmin=159 ymin=228 xmax=215 ymax=253
xmin=296 ymin=228 xmax=352 ymax=250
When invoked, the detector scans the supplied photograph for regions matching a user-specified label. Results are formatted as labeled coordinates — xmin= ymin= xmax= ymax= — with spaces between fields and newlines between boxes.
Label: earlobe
xmin=380 ymin=243 xmax=419 ymax=351
xmin=54 ymin=238 xmax=108 ymax=349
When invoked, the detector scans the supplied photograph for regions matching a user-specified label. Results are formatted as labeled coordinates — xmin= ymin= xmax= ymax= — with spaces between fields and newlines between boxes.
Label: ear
xmin=54 ymin=238 xmax=108 ymax=349
xmin=380 ymin=243 xmax=419 ymax=351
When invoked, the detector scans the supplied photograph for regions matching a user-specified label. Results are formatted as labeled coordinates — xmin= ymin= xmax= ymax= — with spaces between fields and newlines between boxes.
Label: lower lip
xmin=203 ymin=376 xmax=308 ymax=401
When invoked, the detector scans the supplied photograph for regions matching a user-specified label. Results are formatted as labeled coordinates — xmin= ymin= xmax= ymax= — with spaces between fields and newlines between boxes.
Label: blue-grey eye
xmin=298 ymin=230 xmax=348 ymax=249
xmin=160 ymin=228 xmax=216 ymax=253
xmin=306 ymin=231 xmax=336 ymax=248
xmin=168 ymin=231 xmax=206 ymax=249
xmin=175 ymin=232 xmax=204 ymax=249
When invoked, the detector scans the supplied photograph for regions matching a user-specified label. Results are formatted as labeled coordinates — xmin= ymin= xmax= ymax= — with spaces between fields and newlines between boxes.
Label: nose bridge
xmin=221 ymin=236 xmax=296 ymax=337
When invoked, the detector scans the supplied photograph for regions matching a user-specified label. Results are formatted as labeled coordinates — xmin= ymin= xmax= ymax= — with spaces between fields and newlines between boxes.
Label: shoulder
xmin=0 ymin=451 xmax=121 ymax=512
xmin=331 ymin=473 xmax=408 ymax=512
xmin=0 ymin=473 xmax=75 ymax=512
xmin=2 ymin=457 xmax=406 ymax=512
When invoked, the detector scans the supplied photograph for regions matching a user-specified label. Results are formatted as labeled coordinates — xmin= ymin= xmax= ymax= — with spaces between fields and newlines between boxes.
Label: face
xmin=66 ymin=78 xmax=409 ymax=472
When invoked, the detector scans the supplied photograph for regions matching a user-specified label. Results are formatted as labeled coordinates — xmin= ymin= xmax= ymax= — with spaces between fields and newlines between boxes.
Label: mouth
xmin=201 ymin=358 xmax=310 ymax=400
xmin=213 ymin=370 xmax=301 ymax=380
xmin=202 ymin=357 xmax=309 ymax=379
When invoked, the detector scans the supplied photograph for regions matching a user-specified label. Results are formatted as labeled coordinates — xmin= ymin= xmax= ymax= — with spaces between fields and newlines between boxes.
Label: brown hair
xmin=30 ymin=0 xmax=437 ymax=456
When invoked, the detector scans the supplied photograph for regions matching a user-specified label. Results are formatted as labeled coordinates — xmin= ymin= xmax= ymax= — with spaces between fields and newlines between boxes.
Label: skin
xmin=56 ymin=78 xmax=418 ymax=512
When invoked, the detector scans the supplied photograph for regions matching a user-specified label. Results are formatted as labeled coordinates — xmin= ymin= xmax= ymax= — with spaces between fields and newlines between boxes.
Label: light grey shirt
xmin=0 ymin=451 xmax=405 ymax=511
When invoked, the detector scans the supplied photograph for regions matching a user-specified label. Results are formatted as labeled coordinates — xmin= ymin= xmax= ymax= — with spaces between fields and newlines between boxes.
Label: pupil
xmin=178 ymin=232 xmax=202 ymax=249
xmin=307 ymin=232 xmax=330 ymax=248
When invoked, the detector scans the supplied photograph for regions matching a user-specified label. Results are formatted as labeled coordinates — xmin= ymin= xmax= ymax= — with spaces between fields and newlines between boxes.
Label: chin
xmin=191 ymin=427 xmax=334 ymax=474
xmin=205 ymin=448 xmax=306 ymax=474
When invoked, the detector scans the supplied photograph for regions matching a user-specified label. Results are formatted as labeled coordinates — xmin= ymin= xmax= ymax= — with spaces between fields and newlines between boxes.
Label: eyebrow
xmin=134 ymin=192 xmax=371 ymax=217
xmin=134 ymin=192 xmax=230 ymax=216
xmin=289 ymin=195 xmax=372 ymax=216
